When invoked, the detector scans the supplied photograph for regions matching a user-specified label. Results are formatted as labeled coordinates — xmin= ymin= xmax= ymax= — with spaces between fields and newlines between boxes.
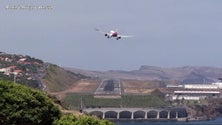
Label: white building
xmin=169 ymin=79 xmax=222 ymax=101
xmin=183 ymin=84 xmax=219 ymax=90
xmin=0 ymin=68 xmax=6 ymax=72
xmin=166 ymin=85 xmax=183 ymax=89
xmin=0 ymin=66 xmax=16 ymax=75
xmin=172 ymin=90 xmax=220 ymax=101
xmin=212 ymin=82 xmax=222 ymax=89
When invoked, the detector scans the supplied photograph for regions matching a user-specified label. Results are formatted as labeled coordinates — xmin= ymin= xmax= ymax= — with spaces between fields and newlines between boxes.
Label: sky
xmin=1 ymin=0 xmax=222 ymax=71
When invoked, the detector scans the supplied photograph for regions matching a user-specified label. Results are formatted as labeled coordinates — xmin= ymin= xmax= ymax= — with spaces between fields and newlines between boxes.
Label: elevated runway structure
xmin=83 ymin=107 xmax=187 ymax=120
xmin=94 ymin=79 xmax=122 ymax=98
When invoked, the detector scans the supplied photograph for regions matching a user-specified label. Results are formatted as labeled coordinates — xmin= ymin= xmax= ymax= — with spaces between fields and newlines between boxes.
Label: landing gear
xmin=116 ymin=37 xmax=121 ymax=40
xmin=105 ymin=34 xmax=111 ymax=38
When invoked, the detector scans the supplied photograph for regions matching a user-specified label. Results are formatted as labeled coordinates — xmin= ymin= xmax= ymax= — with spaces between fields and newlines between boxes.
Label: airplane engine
xmin=116 ymin=37 xmax=121 ymax=40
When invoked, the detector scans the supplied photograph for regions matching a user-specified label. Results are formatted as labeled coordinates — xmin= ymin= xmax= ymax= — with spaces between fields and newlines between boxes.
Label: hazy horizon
xmin=1 ymin=0 xmax=222 ymax=71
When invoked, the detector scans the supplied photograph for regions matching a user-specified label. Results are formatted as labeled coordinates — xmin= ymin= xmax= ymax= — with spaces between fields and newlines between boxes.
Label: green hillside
xmin=42 ymin=64 xmax=89 ymax=92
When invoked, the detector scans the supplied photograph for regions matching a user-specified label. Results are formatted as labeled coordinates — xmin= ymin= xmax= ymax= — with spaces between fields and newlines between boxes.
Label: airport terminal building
xmin=167 ymin=79 xmax=222 ymax=101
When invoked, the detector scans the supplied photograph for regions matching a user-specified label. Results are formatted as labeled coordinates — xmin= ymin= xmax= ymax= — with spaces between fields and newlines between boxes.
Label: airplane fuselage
xmin=96 ymin=28 xmax=131 ymax=40
xmin=110 ymin=30 xmax=118 ymax=37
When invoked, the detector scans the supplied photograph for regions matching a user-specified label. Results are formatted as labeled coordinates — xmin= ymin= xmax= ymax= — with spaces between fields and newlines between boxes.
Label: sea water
xmin=114 ymin=117 xmax=222 ymax=125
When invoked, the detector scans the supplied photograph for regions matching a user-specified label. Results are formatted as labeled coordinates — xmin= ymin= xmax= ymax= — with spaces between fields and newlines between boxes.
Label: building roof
xmin=174 ymin=91 xmax=220 ymax=94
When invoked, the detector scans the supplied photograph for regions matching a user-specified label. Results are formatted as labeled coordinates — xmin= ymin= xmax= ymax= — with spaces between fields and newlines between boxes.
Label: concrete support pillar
xmin=176 ymin=112 xmax=178 ymax=119
xmin=145 ymin=112 xmax=147 ymax=119
xmin=102 ymin=112 xmax=105 ymax=119
xmin=157 ymin=112 xmax=160 ymax=119
xmin=131 ymin=112 xmax=134 ymax=119
xmin=167 ymin=112 xmax=170 ymax=119
xmin=117 ymin=112 xmax=119 ymax=119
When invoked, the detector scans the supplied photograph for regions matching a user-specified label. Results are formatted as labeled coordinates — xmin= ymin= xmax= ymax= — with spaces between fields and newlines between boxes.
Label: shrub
xmin=0 ymin=80 xmax=61 ymax=125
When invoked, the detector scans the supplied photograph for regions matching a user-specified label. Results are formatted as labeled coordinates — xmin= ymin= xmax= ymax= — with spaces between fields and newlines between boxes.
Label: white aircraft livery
xmin=95 ymin=28 xmax=133 ymax=40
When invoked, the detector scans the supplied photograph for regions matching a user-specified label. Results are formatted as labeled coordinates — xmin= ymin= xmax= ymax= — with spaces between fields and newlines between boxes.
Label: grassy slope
xmin=42 ymin=64 xmax=88 ymax=92
xmin=62 ymin=93 xmax=169 ymax=110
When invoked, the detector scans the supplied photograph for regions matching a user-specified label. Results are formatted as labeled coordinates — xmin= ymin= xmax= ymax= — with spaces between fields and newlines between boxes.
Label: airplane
xmin=95 ymin=28 xmax=133 ymax=40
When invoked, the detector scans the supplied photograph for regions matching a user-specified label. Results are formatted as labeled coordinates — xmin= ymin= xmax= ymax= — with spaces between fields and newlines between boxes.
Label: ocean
xmin=114 ymin=117 xmax=222 ymax=125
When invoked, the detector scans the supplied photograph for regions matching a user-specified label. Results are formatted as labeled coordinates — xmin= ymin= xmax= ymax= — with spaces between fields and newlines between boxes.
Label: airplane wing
xmin=94 ymin=28 xmax=106 ymax=34
xmin=118 ymin=35 xmax=134 ymax=38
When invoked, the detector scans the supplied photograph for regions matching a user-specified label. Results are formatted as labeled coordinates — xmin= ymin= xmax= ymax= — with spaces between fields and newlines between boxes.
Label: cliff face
xmin=184 ymin=98 xmax=222 ymax=120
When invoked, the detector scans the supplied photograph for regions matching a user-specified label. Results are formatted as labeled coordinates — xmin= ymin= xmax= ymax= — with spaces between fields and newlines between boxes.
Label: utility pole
xmin=13 ymin=74 xmax=16 ymax=83
xmin=80 ymin=96 xmax=83 ymax=113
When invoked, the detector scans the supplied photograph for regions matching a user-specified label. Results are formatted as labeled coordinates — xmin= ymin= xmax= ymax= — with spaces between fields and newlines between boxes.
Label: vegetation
xmin=0 ymin=73 xmax=39 ymax=88
xmin=62 ymin=93 xmax=169 ymax=109
xmin=43 ymin=64 xmax=89 ymax=92
xmin=122 ymin=94 xmax=168 ymax=107
xmin=0 ymin=80 xmax=61 ymax=125
xmin=0 ymin=80 xmax=113 ymax=125
xmin=62 ymin=94 xmax=120 ymax=109
xmin=0 ymin=73 xmax=14 ymax=81
xmin=53 ymin=114 xmax=113 ymax=125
